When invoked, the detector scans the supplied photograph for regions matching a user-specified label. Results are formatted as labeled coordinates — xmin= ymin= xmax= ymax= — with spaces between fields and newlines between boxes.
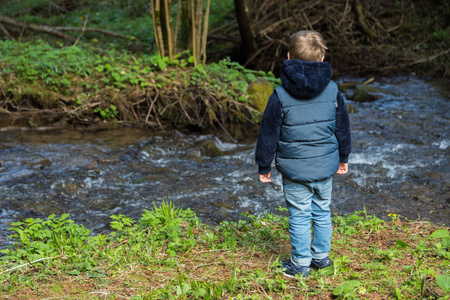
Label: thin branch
xmin=72 ymin=13 xmax=89 ymax=47
xmin=44 ymin=0 xmax=69 ymax=13
xmin=53 ymin=27 xmax=134 ymax=40
xmin=259 ymin=17 xmax=294 ymax=36
xmin=353 ymin=0 xmax=378 ymax=39
xmin=0 ymin=22 xmax=15 ymax=40
xmin=207 ymin=34 xmax=240 ymax=44
xmin=193 ymin=261 xmax=224 ymax=270
xmin=0 ymin=257 xmax=58 ymax=275
xmin=336 ymin=0 xmax=351 ymax=29
xmin=302 ymin=11 xmax=313 ymax=30
xmin=406 ymin=48 xmax=450 ymax=65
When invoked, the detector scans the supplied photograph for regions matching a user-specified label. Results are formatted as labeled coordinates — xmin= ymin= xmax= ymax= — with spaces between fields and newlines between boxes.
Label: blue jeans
xmin=283 ymin=176 xmax=332 ymax=267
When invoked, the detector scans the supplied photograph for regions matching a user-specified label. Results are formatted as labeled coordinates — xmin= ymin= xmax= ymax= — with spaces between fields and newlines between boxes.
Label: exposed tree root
xmin=0 ymin=83 xmax=260 ymax=137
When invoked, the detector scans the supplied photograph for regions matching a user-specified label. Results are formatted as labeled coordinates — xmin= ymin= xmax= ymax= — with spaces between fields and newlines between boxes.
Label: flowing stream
xmin=0 ymin=76 xmax=449 ymax=248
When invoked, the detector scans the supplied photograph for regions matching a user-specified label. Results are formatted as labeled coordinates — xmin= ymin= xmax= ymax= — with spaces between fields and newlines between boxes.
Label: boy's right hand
xmin=335 ymin=163 xmax=348 ymax=175
xmin=259 ymin=172 xmax=272 ymax=183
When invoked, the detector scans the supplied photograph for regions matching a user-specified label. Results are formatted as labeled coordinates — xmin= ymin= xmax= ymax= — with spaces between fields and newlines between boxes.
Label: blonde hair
xmin=289 ymin=30 xmax=328 ymax=61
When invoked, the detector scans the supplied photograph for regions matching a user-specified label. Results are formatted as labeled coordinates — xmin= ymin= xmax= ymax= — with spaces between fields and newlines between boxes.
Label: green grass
xmin=0 ymin=202 xmax=449 ymax=299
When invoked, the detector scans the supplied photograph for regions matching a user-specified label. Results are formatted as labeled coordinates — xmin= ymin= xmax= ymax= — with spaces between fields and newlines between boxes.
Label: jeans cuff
xmin=312 ymin=252 xmax=329 ymax=260
xmin=291 ymin=257 xmax=311 ymax=267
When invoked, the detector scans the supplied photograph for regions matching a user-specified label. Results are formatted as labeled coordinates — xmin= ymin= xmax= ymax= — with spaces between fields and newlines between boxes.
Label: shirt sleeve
xmin=255 ymin=92 xmax=282 ymax=175
xmin=335 ymin=91 xmax=352 ymax=163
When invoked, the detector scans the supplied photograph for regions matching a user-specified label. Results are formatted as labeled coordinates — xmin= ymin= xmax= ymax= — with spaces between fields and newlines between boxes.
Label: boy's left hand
xmin=335 ymin=163 xmax=348 ymax=175
xmin=259 ymin=172 xmax=272 ymax=183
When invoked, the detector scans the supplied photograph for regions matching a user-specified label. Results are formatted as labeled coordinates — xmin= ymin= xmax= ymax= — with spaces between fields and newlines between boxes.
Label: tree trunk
xmin=151 ymin=0 xmax=175 ymax=59
xmin=234 ymin=0 xmax=255 ymax=62
xmin=180 ymin=0 xmax=191 ymax=51
xmin=161 ymin=0 xmax=174 ymax=59
xmin=151 ymin=0 xmax=165 ymax=57
xmin=152 ymin=0 xmax=209 ymax=65
xmin=194 ymin=0 xmax=204 ymax=64
xmin=200 ymin=0 xmax=210 ymax=64
xmin=179 ymin=0 xmax=209 ymax=65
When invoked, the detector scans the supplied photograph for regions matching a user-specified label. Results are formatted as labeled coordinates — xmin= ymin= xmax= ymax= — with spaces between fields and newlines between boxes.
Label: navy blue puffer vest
xmin=275 ymin=81 xmax=339 ymax=182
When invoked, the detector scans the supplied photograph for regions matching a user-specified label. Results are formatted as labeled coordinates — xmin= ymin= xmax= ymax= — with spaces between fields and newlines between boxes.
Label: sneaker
xmin=281 ymin=260 xmax=311 ymax=278
xmin=311 ymin=257 xmax=332 ymax=270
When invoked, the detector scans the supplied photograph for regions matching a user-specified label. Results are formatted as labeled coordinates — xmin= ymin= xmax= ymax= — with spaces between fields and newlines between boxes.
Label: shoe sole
xmin=283 ymin=272 xmax=308 ymax=278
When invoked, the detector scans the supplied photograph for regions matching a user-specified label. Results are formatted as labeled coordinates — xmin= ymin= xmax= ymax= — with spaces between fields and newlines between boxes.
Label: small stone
xmin=338 ymin=82 xmax=356 ymax=92
xmin=353 ymin=85 xmax=383 ymax=102
xmin=186 ymin=152 xmax=205 ymax=163
xmin=195 ymin=140 xmax=224 ymax=157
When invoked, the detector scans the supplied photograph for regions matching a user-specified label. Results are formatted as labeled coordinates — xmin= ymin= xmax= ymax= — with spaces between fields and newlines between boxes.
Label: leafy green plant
xmin=2 ymin=214 xmax=90 ymax=258
xmin=430 ymin=229 xmax=449 ymax=239
xmin=139 ymin=200 xmax=196 ymax=229
xmin=333 ymin=280 xmax=361 ymax=299
xmin=436 ymin=274 xmax=450 ymax=293
xmin=94 ymin=104 xmax=118 ymax=119
xmin=110 ymin=214 xmax=135 ymax=234
xmin=430 ymin=229 xmax=450 ymax=260
xmin=0 ymin=213 xmax=97 ymax=277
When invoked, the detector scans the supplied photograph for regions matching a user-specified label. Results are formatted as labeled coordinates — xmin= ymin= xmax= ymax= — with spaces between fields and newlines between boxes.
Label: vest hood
xmin=280 ymin=60 xmax=332 ymax=100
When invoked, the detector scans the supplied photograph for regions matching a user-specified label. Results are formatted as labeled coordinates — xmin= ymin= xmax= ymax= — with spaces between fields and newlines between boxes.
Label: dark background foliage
xmin=1 ymin=0 xmax=449 ymax=77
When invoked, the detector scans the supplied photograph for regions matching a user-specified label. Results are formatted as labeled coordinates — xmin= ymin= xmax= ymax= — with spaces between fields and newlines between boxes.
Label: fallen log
xmin=0 ymin=15 xmax=76 ymax=42
xmin=0 ymin=15 xmax=135 ymax=43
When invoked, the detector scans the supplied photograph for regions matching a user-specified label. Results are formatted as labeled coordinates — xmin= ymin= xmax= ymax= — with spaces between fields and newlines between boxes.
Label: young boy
xmin=255 ymin=30 xmax=351 ymax=278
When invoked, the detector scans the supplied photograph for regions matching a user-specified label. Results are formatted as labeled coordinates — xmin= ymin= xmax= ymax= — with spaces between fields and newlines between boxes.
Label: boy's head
xmin=288 ymin=30 xmax=327 ymax=62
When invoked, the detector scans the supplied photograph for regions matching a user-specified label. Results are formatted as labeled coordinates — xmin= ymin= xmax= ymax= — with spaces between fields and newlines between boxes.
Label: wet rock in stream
xmin=0 ymin=167 xmax=35 ymax=184
xmin=352 ymin=85 xmax=383 ymax=102
xmin=195 ymin=139 xmax=224 ymax=157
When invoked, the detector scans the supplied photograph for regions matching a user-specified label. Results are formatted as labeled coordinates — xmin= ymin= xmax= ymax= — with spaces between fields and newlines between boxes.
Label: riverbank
xmin=0 ymin=40 xmax=279 ymax=138
xmin=0 ymin=202 xmax=449 ymax=299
